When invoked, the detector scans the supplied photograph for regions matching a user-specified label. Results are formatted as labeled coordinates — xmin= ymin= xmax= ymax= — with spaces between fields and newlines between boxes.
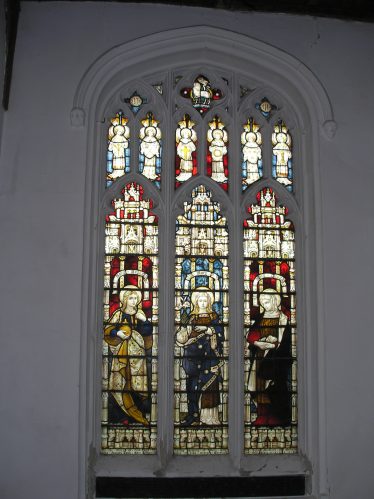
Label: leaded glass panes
xmin=207 ymin=116 xmax=228 ymax=190
xmin=175 ymin=114 xmax=197 ymax=187
xmin=243 ymin=188 xmax=297 ymax=454
xmin=102 ymin=183 xmax=158 ymax=454
xmin=101 ymin=70 xmax=301 ymax=459
xmin=174 ymin=185 xmax=229 ymax=454
xmin=241 ymin=118 xmax=262 ymax=190
xmin=106 ymin=111 xmax=130 ymax=187
xmin=139 ymin=112 xmax=162 ymax=188
xmin=272 ymin=120 xmax=293 ymax=191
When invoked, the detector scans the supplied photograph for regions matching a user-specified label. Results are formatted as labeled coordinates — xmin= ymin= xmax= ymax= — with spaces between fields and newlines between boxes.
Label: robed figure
xmin=246 ymin=289 xmax=292 ymax=426
xmin=104 ymin=286 xmax=152 ymax=425
xmin=176 ymin=288 xmax=224 ymax=426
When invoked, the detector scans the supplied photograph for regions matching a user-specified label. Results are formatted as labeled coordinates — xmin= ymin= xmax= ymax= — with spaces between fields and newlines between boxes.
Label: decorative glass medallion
xmin=175 ymin=114 xmax=197 ymax=187
xmin=255 ymin=97 xmax=277 ymax=120
xmin=241 ymin=118 xmax=262 ymax=190
xmin=124 ymin=91 xmax=148 ymax=114
xmin=106 ymin=111 xmax=130 ymax=187
xmin=181 ymin=75 xmax=222 ymax=115
xmin=207 ymin=116 xmax=228 ymax=190
xmin=243 ymin=188 xmax=297 ymax=454
xmin=174 ymin=185 xmax=229 ymax=454
xmin=139 ymin=112 xmax=162 ymax=189
xmin=272 ymin=120 xmax=293 ymax=191
xmin=102 ymin=183 xmax=158 ymax=454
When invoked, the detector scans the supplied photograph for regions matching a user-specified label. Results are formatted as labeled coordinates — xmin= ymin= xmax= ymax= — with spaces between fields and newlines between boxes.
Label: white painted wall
xmin=0 ymin=3 xmax=373 ymax=499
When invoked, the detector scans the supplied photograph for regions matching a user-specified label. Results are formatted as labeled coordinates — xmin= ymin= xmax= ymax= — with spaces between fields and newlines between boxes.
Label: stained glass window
xmin=174 ymin=185 xmax=229 ymax=454
xmin=175 ymin=114 xmax=197 ymax=187
xmin=272 ymin=120 xmax=293 ymax=191
xmin=241 ymin=118 xmax=262 ymax=190
xmin=207 ymin=116 xmax=228 ymax=190
xmin=101 ymin=70 xmax=301 ymax=460
xmin=102 ymin=183 xmax=158 ymax=454
xmin=139 ymin=112 xmax=162 ymax=188
xmin=243 ymin=187 xmax=297 ymax=454
xmin=106 ymin=111 xmax=130 ymax=187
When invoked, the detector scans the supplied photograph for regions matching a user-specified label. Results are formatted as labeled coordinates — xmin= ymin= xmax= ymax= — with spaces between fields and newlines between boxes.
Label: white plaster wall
xmin=0 ymin=3 xmax=373 ymax=499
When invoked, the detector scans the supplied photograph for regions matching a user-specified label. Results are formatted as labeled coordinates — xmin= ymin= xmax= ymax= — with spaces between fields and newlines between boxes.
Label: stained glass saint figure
xmin=243 ymin=188 xmax=297 ymax=454
xmin=207 ymin=116 xmax=228 ymax=188
xmin=272 ymin=120 xmax=293 ymax=190
xmin=241 ymin=118 xmax=262 ymax=190
xmin=174 ymin=185 xmax=229 ymax=454
xmin=106 ymin=112 xmax=130 ymax=187
xmin=175 ymin=114 xmax=197 ymax=186
xmin=139 ymin=112 xmax=162 ymax=188
xmin=102 ymin=183 xmax=158 ymax=454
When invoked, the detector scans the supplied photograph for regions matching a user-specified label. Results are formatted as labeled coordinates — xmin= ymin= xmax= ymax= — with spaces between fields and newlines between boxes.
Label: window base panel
xmin=96 ymin=475 xmax=306 ymax=497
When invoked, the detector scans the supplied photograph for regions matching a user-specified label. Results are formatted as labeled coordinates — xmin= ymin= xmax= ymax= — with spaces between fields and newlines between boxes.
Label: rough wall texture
xmin=0 ymin=3 xmax=373 ymax=499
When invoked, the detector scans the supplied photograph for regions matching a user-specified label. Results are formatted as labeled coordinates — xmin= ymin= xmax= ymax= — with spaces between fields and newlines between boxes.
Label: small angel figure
xmin=176 ymin=115 xmax=197 ymax=183
xmin=139 ymin=113 xmax=162 ymax=181
xmin=272 ymin=121 xmax=292 ymax=186
xmin=207 ymin=117 xmax=228 ymax=184
xmin=108 ymin=116 xmax=130 ymax=180
xmin=242 ymin=130 xmax=262 ymax=185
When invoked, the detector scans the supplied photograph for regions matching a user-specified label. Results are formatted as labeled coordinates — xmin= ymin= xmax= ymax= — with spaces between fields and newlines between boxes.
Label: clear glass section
xmin=106 ymin=111 xmax=130 ymax=187
xmin=243 ymin=187 xmax=297 ymax=454
xmin=102 ymin=183 xmax=158 ymax=454
xmin=272 ymin=120 xmax=293 ymax=191
xmin=175 ymin=114 xmax=197 ymax=187
xmin=139 ymin=112 xmax=162 ymax=189
xmin=174 ymin=185 xmax=229 ymax=454
xmin=207 ymin=116 xmax=229 ymax=191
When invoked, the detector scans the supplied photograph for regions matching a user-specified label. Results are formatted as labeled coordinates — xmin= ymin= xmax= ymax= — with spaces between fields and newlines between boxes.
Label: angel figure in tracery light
xmin=272 ymin=120 xmax=292 ymax=187
xmin=241 ymin=118 xmax=262 ymax=187
xmin=139 ymin=112 xmax=162 ymax=181
xmin=107 ymin=112 xmax=130 ymax=182
xmin=207 ymin=116 xmax=228 ymax=184
xmin=176 ymin=114 xmax=197 ymax=183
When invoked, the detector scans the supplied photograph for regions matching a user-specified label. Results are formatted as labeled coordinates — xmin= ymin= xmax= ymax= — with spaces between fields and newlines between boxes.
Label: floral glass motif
xmin=124 ymin=91 xmax=148 ymax=114
xmin=241 ymin=118 xmax=263 ymax=190
xmin=175 ymin=114 xmax=198 ymax=187
xmin=102 ymin=183 xmax=158 ymax=454
xmin=139 ymin=112 xmax=162 ymax=189
xmin=207 ymin=116 xmax=228 ymax=190
xmin=272 ymin=120 xmax=293 ymax=191
xmin=181 ymin=75 xmax=222 ymax=115
xmin=174 ymin=185 xmax=229 ymax=454
xmin=255 ymin=97 xmax=277 ymax=120
xmin=243 ymin=187 xmax=297 ymax=454
xmin=106 ymin=112 xmax=131 ymax=187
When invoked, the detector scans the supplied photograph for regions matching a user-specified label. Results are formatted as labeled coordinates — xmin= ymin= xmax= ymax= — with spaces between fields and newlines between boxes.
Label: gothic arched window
xmin=75 ymin=27 xmax=332 ymax=499
xmin=101 ymin=70 xmax=298 ymax=457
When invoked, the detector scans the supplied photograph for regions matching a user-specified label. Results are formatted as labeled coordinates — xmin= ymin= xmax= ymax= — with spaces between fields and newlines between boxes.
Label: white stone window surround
xmin=72 ymin=26 xmax=334 ymax=499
